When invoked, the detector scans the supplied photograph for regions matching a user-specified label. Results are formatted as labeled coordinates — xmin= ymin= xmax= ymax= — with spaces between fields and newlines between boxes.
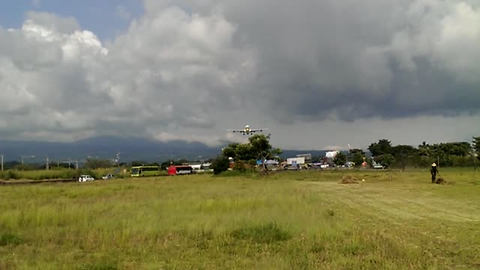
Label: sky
xmin=0 ymin=0 xmax=479 ymax=150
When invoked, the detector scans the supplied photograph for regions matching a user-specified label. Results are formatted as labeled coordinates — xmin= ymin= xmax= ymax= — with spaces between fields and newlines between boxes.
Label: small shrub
xmin=231 ymin=222 xmax=291 ymax=244
xmin=7 ymin=171 xmax=20 ymax=180
xmin=325 ymin=209 xmax=335 ymax=217
xmin=0 ymin=233 xmax=23 ymax=246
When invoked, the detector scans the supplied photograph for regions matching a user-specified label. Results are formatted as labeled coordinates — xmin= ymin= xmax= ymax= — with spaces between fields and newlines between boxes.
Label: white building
xmin=287 ymin=157 xmax=305 ymax=165
xmin=325 ymin=151 xmax=340 ymax=159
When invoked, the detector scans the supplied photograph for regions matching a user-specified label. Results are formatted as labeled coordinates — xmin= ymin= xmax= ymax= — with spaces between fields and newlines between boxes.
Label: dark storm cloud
xmin=218 ymin=0 xmax=480 ymax=122
xmin=257 ymin=56 xmax=480 ymax=122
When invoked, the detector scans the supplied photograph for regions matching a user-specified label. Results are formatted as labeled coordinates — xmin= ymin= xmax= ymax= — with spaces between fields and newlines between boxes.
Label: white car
xmin=102 ymin=174 xmax=114 ymax=180
xmin=78 ymin=175 xmax=95 ymax=182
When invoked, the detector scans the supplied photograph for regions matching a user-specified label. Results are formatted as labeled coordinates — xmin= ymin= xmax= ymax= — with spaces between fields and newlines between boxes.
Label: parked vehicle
xmin=102 ymin=173 xmax=114 ymax=180
xmin=168 ymin=165 xmax=194 ymax=175
xmin=131 ymin=165 xmax=160 ymax=177
xmin=78 ymin=175 xmax=95 ymax=182
xmin=372 ymin=163 xmax=384 ymax=169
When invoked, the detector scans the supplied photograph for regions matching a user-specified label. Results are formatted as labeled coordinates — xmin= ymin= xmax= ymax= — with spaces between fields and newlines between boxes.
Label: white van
xmin=78 ymin=175 xmax=95 ymax=182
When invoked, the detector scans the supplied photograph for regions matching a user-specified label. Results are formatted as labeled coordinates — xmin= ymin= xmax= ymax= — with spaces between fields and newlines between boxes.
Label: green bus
xmin=130 ymin=165 xmax=161 ymax=177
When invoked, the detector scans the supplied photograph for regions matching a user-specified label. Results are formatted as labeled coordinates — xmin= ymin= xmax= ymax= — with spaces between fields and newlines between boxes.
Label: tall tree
xmin=220 ymin=135 xmax=281 ymax=172
xmin=334 ymin=152 xmax=347 ymax=166
xmin=249 ymin=135 xmax=282 ymax=172
xmin=222 ymin=143 xmax=239 ymax=159
xmin=235 ymin=144 xmax=254 ymax=161
xmin=368 ymin=139 xmax=393 ymax=157
xmin=249 ymin=134 xmax=281 ymax=161
xmin=391 ymin=145 xmax=417 ymax=170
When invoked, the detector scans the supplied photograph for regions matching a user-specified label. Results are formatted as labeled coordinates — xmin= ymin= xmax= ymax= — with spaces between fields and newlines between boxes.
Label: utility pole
xmin=475 ymin=153 xmax=478 ymax=172
xmin=1 ymin=154 xmax=3 ymax=171
xmin=21 ymin=155 xmax=35 ymax=171
xmin=46 ymin=156 xmax=49 ymax=171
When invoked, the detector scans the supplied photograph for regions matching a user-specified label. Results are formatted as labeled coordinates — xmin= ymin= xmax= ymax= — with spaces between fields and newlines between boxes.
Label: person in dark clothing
xmin=430 ymin=163 xmax=438 ymax=183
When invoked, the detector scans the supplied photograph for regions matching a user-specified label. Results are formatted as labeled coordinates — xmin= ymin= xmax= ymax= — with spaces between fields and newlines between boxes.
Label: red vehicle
xmin=168 ymin=165 xmax=193 ymax=176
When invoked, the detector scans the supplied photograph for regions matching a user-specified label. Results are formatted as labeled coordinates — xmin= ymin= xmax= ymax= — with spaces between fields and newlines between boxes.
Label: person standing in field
xmin=430 ymin=163 xmax=438 ymax=183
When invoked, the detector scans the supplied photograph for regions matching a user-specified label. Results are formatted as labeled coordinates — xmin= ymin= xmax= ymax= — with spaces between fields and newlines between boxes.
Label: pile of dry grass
xmin=340 ymin=175 xmax=359 ymax=184
xmin=435 ymin=178 xmax=446 ymax=184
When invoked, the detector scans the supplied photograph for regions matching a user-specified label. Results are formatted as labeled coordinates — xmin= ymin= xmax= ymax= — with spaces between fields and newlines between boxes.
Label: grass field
xmin=1 ymin=168 xmax=479 ymax=269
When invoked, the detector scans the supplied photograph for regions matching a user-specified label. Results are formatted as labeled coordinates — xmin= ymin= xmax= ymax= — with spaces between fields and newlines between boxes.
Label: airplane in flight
xmin=228 ymin=125 xmax=268 ymax=135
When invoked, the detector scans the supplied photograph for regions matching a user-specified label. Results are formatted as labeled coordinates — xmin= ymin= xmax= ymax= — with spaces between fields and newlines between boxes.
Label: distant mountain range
xmin=0 ymin=136 xmax=328 ymax=164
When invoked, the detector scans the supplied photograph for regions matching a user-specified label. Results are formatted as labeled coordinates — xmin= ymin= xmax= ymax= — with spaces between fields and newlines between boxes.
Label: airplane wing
xmin=250 ymin=128 xmax=268 ymax=133
xmin=227 ymin=129 xmax=245 ymax=133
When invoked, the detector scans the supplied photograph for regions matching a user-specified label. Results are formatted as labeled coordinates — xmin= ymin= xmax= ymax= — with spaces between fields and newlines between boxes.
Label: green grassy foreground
xmin=0 ymin=169 xmax=479 ymax=269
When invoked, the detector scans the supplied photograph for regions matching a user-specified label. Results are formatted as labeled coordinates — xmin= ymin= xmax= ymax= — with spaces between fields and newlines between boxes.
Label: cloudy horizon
xmin=0 ymin=0 xmax=479 ymax=150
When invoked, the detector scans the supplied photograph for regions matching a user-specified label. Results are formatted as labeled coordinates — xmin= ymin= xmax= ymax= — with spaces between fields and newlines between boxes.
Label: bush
xmin=0 ymin=233 xmax=23 ymax=246
xmin=7 ymin=171 xmax=20 ymax=180
xmin=231 ymin=222 xmax=291 ymax=244
xmin=210 ymin=156 xmax=230 ymax=175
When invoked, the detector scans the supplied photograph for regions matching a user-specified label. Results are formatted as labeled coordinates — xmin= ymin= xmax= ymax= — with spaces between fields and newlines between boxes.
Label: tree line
xmin=349 ymin=137 xmax=480 ymax=169
xmin=4 ymin=136 xmax=477 ymax=172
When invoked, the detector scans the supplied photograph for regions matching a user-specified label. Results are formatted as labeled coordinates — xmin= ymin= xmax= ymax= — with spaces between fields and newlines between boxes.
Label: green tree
xmin=348 ymin=149 xmax=365 ymax=167
xmin=249 ymin=135 xmax=272 ymax=158
xmin=222 ymin=143 xmax=239 ymax=159
xmin=219 ymin=135 xmax=281 ymax=172
xmin=235 ymin=144 xmax=254 ymax=161
xmin=391 ymin=145 xmax=418 ymax=170
xmin=368 ymin=139 xmax=393 ymax=157
xmin=375 ymin=154 xmax=396 ymax=168
xmin=334 ymin=152 xmax=347 ymax=166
